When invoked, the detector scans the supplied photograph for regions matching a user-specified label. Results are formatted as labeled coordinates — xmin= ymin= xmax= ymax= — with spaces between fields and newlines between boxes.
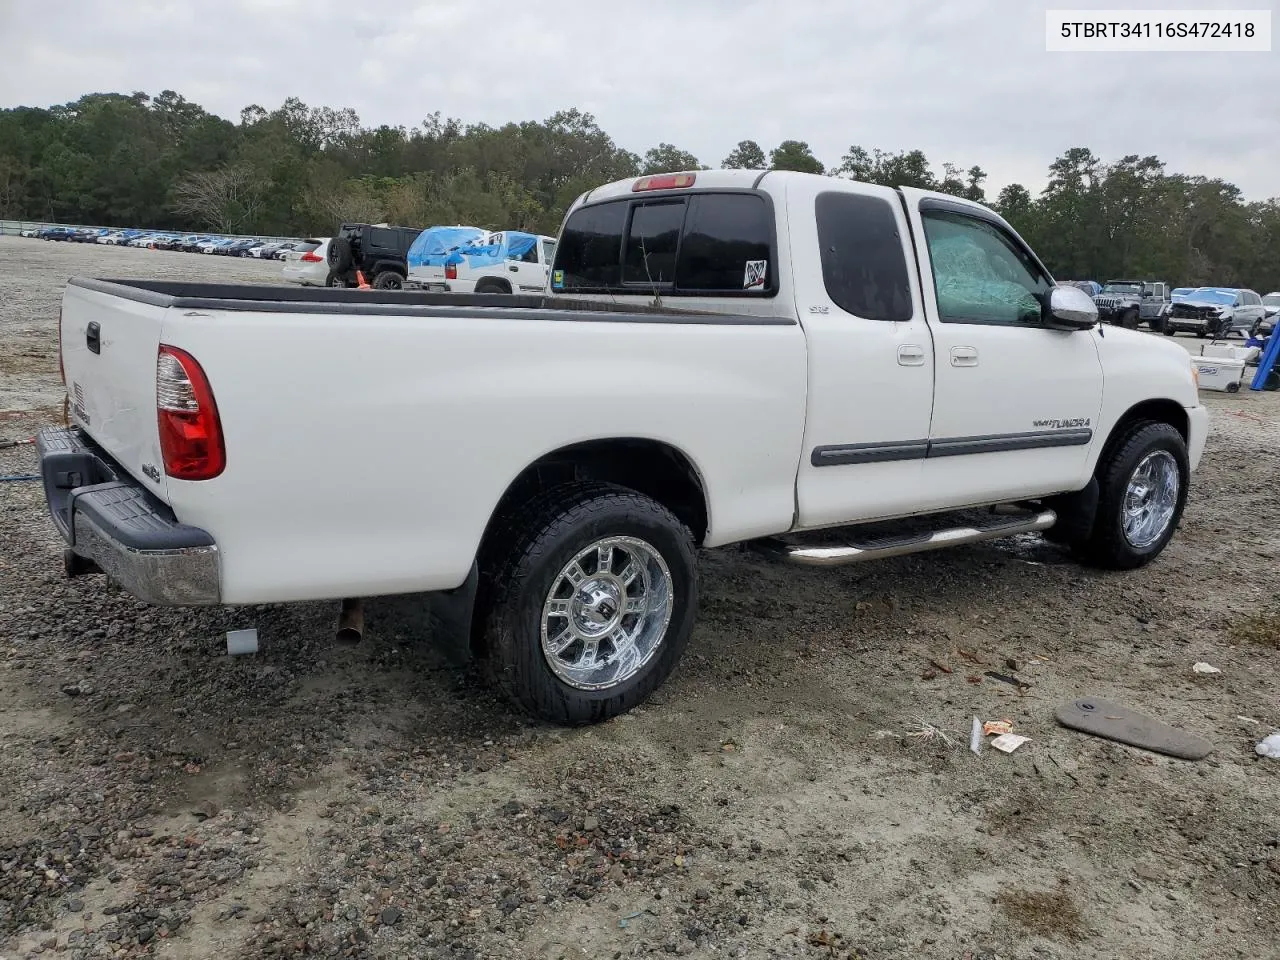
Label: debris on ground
xmin=226 ymin=627 xmax=259 ymax=656
xmin=1256 ymin=734 xmax=1280 ymax=759
xmin=984 ymin=670 xmax=1030 ymax=691
xmin=619 ymin=908 xmax=657 ymax=928
xmin=990 ymin=733 xmax=1031 ymax=754
xmin=1192 ymin=661 xmax=1222 ymax=674
xmin=983 ymin=719 xmax=1014 ymax=737
xmin=1055 ymin=697 xmax=1214 ymax=760
xmin=970 ymin=717 xmax=983 ymax=755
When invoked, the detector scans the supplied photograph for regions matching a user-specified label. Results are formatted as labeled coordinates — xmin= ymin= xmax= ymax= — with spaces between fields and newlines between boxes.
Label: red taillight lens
xmin=300 ymin=251 xmax=323 ymax=262
xmin=156 ymin=345 xmax=225 ymax=480
xmin=445 ymin=263 xmax=457 ymax=280
xmin=633 ymin=172 xmax=697 ymax=192
xmin=58 ymin=304 xmax=65 ymax=385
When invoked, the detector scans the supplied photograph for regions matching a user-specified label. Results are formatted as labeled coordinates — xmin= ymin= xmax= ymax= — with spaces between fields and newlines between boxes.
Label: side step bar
xmin=753 ymin=509 xmax=1057 ymax=568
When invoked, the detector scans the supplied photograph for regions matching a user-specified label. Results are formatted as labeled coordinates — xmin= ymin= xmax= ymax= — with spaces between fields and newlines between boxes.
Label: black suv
xmin=326 ymin=223 xmax=423 ymax=289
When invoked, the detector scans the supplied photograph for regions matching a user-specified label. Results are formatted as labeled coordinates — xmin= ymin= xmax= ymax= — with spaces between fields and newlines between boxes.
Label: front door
xmin=899 ymin=189 xmax=1105 ymax=511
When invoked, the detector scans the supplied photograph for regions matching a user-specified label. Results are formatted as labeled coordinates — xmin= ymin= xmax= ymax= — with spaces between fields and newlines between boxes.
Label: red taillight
xmin=633 ymin=172 xmax=697 ymax=192
xmin=156 ymin=345 xmax=225 ymax=480
xmin=300 ymin=251 xmax=323 ymax=262
xmin=445 ymin=262 xmax=457 ymax=280
xmin=58 ymin=304 xmax=65 ymax=385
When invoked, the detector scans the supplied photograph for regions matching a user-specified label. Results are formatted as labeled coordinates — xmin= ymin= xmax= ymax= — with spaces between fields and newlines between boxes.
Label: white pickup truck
xmin=39 ymin=169 xmax=1207 ymax=725
xmin=409 ymin=229 xmax=558 ymax=295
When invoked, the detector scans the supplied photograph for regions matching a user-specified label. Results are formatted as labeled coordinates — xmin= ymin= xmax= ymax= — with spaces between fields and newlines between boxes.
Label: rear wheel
xmin=475 ymin=278 xmax=512 ymax=295
xmin=478 ymin=482 xmax=697 ymax=725
xmin=372 ymin=270 xmax=404 ymax=290
xmin=1164 ymin=326 xmax=1177 ymax=336
xmin=1074 ymin=421 xmax=1189 ymax=570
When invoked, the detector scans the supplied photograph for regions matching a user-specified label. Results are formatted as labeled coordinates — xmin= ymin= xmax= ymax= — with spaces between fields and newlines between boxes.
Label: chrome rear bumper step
xmin=753 ymin=509 xmax=1058 ymax=568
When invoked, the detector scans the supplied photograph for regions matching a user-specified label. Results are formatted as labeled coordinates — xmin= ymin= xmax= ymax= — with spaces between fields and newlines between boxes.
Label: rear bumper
xmin=37 ymin=427 xmax=221 ymax=606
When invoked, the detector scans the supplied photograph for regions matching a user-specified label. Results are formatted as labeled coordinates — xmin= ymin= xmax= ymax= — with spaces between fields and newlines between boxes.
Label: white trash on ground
xmin=226 ymin=628 xmax=259 ymax=656
xmin=1256 ymin=733 xmax=1280 ymax=759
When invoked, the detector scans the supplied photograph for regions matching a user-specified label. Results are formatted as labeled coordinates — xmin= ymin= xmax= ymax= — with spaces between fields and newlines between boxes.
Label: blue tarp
xmin=407 ymin=226 xmax=488 ymax=268
xmin=445 ymin=231 xmax=539 ymax=267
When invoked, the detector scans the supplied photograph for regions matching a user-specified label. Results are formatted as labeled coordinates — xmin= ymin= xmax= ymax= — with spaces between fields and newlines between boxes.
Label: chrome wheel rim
xmin=1122 ymin=450 xmax=1179 ymax=549
xmin=540 ymin=536 xmax=674 ymax=691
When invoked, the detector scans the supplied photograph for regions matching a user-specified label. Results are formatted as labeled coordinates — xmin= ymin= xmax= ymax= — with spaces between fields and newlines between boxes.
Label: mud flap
xmin=1055 ymin=697 xmax=1213 ymax=760
xmin=427 ymin=561 xmax=479 ymax=667
xmin=1042 ymin=477 xmax=1099 ymax=545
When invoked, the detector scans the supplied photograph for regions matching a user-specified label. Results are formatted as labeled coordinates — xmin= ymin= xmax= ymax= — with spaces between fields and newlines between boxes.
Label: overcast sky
xmin=1 ymin=0 xmax=1276 ymax=200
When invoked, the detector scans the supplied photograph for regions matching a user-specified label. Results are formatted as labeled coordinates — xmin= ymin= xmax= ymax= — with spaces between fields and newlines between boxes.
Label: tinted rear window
xmin=624 ymin=201 xmax=685 ymax=285
xmin=293 ymin=241 xmax=320 ymax=253
xmin=677 ymin=194 xmax=772 ymax=292
xmin=553 ymin=192 xmax=774 ymax=296
xmin=815 ymin=191 xmax=913 ymax=322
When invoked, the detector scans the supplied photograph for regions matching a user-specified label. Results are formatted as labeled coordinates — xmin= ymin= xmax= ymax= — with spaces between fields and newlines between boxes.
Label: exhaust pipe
xmin=336 ymin=598 xmax=364 ymax=644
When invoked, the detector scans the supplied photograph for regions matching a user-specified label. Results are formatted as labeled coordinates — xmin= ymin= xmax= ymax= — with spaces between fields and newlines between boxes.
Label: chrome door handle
xmin=897 ymin=344 xmax=926 ymax=366
xmin=950 ymin=346 xmax=978 ymax=367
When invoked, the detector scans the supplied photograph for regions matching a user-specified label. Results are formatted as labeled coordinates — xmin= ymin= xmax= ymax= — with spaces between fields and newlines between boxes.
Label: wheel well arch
xmin=475 ymin=276 xmax=512 ymax=292
xmin=482 ymin=438 xmax=710 ymax=550
xmin=1097 ymin=398 xmax=1189 ymax=468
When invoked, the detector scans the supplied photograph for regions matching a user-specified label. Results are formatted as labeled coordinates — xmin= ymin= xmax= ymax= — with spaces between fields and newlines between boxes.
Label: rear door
xmin=59 ymin=282 xmax=169 ymax=498
xmin=900 ymin=190 xmax=1104 ymax=508
xmin=789 ymin=178 xmax=938 ymax=527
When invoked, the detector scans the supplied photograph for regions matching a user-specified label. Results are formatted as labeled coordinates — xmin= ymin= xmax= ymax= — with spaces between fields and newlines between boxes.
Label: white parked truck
xmin=39 ymin=169 xmax=1207 ymax=725
xmin=410 ymin=229 xmax=558 ymax=295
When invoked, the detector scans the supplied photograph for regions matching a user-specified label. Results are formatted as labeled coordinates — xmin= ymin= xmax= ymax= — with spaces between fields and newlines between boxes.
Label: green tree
xmin=722 ymin=139 xmax=767 ymax=169
xmin=640 ymin=143 xmax=703 ymax=175
xmin=769 ymin=140 xmax=824 ymax=174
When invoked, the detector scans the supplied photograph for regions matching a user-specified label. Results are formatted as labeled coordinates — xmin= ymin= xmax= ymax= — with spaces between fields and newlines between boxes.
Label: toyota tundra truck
xmin=38 ymin=169 xmax=1208 ymax=725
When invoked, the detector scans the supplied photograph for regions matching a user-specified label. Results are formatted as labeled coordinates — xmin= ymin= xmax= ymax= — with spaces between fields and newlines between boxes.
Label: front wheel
xmin=479 ymin=482 xmax=697 ymax=725
xmin=1074 ymin=421 xmax=1189 ymax=570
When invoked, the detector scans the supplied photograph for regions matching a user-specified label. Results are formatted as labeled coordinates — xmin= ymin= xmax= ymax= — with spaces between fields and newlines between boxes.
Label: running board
xmin=754 ymin=509 xmax=1057 ymax=568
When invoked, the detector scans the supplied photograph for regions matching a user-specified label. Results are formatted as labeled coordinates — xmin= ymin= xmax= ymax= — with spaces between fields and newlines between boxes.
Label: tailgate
xmin=60 ymin=282 xmax=170 ymax=503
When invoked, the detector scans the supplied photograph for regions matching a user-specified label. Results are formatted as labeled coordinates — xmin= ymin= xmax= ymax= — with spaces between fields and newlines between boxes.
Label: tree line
xmin=1 ymin=91 xmax=1276 ymax=292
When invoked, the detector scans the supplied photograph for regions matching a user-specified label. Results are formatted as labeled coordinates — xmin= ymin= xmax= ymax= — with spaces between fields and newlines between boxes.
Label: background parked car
xmin=1164 ymin=287 xmax=1267 ymax=338
xmin=281 ymin=238 xmax=332 ymax=285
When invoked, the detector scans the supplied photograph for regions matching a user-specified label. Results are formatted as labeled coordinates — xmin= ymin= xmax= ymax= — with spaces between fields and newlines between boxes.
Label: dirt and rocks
xmin=1 ymin=235 xmax=1279 ymax=960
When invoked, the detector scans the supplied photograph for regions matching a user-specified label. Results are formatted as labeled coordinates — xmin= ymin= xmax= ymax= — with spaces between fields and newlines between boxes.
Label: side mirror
xmin=1047 ymin=285 xmax=1099 ymax=330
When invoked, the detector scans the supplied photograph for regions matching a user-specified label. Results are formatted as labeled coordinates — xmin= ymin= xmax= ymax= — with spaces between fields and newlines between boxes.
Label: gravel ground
xmin=2 ymin=236 xmax=1279 ymax=960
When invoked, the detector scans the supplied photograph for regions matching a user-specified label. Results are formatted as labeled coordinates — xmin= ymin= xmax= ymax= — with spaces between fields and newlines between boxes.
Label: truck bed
xmin=57 ymin=276 xmax=809 ymax=604
xmin=70 ymin=277 xmax=794 ymax=326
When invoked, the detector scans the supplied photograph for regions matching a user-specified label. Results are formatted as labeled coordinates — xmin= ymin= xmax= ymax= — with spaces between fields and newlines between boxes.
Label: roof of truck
xmin=577 ymin=169 xmax=1003 ymax=219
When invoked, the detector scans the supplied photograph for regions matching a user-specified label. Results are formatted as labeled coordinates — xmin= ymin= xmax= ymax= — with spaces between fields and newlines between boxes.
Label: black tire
xmin=478 ymin=481 xmax=697 ymax=725
xmin=474 ymin=278 xmax=511 ymax=294
xmin=1196 ymin=330 xmax=1207 ymax=339
xmin=1226 ymin=381 xmax=1240 ymax=393
xmin=327 ymin=237 xmax=353 ymax=272
xmin=1250 ymin=319 xmax=1262 ymax=338
xmin=1074 ymin=421 xmax=1189 ymax=571
xmin=1121 ymin=308 xmax=1139 ymax=329
xmin=1149 ymin=316 xmax=1165 ymax=334
xmin=1218 ymin=318 xmax=1234 ymax=339
xmin=1164 ymin=326 xmax=1176 ymax=336
xmin=372 ymin=270 xmax=404 ymax=290
xmin=323 ymin=272 xmax=344 ymax=288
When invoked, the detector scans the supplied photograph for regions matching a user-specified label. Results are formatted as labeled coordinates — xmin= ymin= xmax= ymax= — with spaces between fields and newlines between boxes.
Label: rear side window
xmin=815 ymin=192 xmax=913 ymax=322
xmin=369 ymin=228 xmax=394 ymax=248
xmin=552 ymin=192 xmax=775 ymax=296
xmin=554 ymin=201 xmax=627 ymax=290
